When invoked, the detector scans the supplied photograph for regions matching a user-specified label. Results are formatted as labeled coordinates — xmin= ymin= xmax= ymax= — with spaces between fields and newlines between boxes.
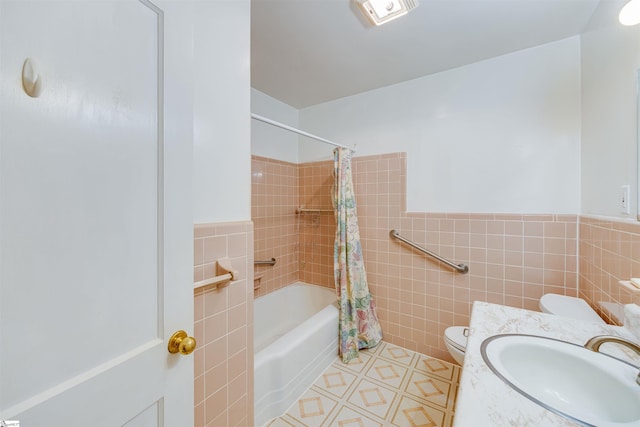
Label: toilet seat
xmin=444 ymin=326 xmax=468 ymax=352
xmin=539 ymin=293 xmax=605 ymax=324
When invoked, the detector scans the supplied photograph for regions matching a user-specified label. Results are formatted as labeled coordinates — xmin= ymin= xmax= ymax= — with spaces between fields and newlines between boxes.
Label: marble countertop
xmin=453 ymin=301 xmax=640 ymax=427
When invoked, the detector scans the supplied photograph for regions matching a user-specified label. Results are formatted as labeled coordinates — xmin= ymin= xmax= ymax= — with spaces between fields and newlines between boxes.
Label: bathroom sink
xmin=481 ymin=334 xmax=640 ymax=427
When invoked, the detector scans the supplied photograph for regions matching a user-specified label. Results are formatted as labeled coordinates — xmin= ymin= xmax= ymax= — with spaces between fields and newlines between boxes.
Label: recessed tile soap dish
xmin=619 ymin=279 xmax=640 ymax=294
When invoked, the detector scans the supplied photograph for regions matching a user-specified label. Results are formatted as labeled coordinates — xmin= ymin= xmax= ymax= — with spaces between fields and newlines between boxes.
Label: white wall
xmin=581 ymin=0 xmax=640 ymax=219
xmin=299 ymin=37 xmax=582 ymax=214
xmin=251 ymin=89 xmax=299 ymax=163
xmin=193 ymin=1 xmax=251 ymax=223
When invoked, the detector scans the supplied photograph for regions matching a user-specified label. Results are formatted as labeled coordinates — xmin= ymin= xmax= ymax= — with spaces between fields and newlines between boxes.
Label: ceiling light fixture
xmin=619 ymin=0 xmax=640 ymax=26
xmin=356 ymin=0 xmax=419 ymax=26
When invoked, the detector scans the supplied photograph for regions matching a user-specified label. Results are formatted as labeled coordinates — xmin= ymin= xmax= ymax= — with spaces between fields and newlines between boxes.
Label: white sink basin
xmin=481 ymin=334 xmax=640 ymax=427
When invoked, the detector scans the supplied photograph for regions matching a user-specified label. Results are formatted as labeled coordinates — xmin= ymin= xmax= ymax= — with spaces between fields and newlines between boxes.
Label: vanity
xmin=454 ymin=302 xmax=640 ymax=426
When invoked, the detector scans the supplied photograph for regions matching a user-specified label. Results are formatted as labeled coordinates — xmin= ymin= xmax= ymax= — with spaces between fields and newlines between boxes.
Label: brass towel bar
xmin=194 ymin=257 xmax=239 ymax=290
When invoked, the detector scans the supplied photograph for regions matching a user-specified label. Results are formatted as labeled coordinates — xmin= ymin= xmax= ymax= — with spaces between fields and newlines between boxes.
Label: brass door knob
xmin=168 ymin=330 xmax=197 ymax=355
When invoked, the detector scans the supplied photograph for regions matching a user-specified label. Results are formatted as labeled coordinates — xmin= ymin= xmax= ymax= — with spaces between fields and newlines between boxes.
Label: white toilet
xmin=443 ymin=293 xmax=605 ymax=365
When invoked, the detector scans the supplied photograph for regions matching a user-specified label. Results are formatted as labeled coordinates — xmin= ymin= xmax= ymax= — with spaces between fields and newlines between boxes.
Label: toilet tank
xmin=539 ymin=294 xmax=605 ymax=324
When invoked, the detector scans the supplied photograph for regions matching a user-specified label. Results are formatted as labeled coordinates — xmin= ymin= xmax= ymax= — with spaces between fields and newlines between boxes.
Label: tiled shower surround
xmin=251 ymin=156 xmax=335 ymax=296
xmin=251 ymin=153 xmax=583 ymax=361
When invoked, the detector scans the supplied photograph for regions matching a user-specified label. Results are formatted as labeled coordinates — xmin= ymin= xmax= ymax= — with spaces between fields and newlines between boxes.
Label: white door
xmin=0 ymin=1 xmax=193 ymax=426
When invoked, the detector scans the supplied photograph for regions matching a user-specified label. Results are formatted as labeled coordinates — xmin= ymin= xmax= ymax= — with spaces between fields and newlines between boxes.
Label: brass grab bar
xmin=389 ymin=229 xmax=469 ymax=274
xmin=296 ymin=208 xmax=333 ymax=213
xmin=254 ymin=258 xmax=276 ymax=266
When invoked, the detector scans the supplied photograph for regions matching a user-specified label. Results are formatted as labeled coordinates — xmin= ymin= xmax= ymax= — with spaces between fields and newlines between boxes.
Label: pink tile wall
xmin=298 ymin=161 xmax=334 ymax=288
xmin=579 ymin=216 xmax=640 ymax=324
xmin=251 ymin=156 xmax=336 ymax=293
xmin=373 ymin=212 xmax=577 ymax=361
xmin=349 ymin=153 xmax=579 ymax=361
xmin=193 ymin=221 xmax=253 ymax=427
xmin=251 ymin=156 xmax=299 ymax=297
xmin=251 ymin=152 xmax=580 ymax=362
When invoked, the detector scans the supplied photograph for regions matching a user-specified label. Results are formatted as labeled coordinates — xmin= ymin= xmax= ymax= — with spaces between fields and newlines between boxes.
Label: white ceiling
xmin=251 ymin=0 xmax=602 ymax=109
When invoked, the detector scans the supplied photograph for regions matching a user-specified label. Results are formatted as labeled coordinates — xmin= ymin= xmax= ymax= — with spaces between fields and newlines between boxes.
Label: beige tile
xmin=204 ymin=388 xmax=227 ymax=425
xmin=194 ymin=402 xmax=205 ymax=427
xmin=228 ymin=329 xmax=248 ymax=363
xmin=414 ymin=355 xmax=459 ymax=382
xmin=405 ymin=371 xmax=455 ymax=409
xmin=203 ymin=235 xmax=227 ymax=264
xmin=194 ymin=346 xmax=205 ymax=378
xmin=377 ymin=342 xmax=416 ymax=366
xmin=365 ymin=358 xmax=409 ymax=389
xmin=206 ymin=410 xmax=227 ymax=427
xmin=314 ymin=365 xmax=357 ymax=398
xmin=228 ymin=372 xmax=246 ymax=407
xmin=287 ymin=388 xmax=338 ymax=427
xmin=204 ymin=361 xmax=227 ymax=398
xmin=194 ymin=374 xmax=205 ymax=405
xmin=203 ymin=312 xmax=226 ymax=344
xmin=194 ymin=291 xmax=205 ymax=322
xmin=228 ymin=303 xmax=246 ymax=332
xmin=347 ymin=379 xmax=397 ymax=420
xmin=194 ymin=265 xmax=205 ymax=283
xmin=194 ymin=238 xmax=204 ymax=266
xmin=203 ymin=286 xmax=227 ymax=317
xmin=227 ymin=349 xmax=246 ymax=379
xmin=392 ymin=396 xmax=447 ymax=427
xmin=204 ymin=336 xmax=227 ymax=371
xmin=265 ymin=417 xmax=300 ymax=427
xmin=328 ymin=406 xmax=384 ymax=427
xmin=228 ymin=393 xmax=248 ymax=426
xmin=337 ymin=351 xmax=374 ymax=374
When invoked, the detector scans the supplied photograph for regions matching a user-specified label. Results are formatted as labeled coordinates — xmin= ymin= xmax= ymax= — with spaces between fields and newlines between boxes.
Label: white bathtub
xmin=254 ymin=282 xmax=339 ymax=427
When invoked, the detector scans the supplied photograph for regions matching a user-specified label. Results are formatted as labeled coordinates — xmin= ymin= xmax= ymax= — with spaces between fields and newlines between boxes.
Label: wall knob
xmin=168 ymin=330 xmax=197 ymax=355
xmin=22 ymin=58 xmax=43 ymax=98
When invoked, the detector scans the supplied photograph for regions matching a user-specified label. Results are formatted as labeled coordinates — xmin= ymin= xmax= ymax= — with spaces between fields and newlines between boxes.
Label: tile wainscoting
xmin=193 ymin=221 xmax=254 ymax=427
xmin=579 ymin=215 xmax=640 ymax=324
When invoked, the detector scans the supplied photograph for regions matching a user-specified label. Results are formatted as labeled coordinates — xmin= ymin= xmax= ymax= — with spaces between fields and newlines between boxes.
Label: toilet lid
xmin=444 ymin=326 xmax=468 ymax=352
xmin=539 ymin=294 xmax=605 ymax=324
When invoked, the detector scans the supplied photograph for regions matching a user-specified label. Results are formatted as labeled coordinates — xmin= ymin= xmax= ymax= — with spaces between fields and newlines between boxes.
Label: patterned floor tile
xmin=327 ymin=406 xmax=384 ymax=427
xmin=378 ymin=342 xmax=417 ymax=367
xmin=392 ymin=396 xmax=447 ymax=427
xmin=264 ymin=342 xmax=459 ymax=427
xmin=414 ymin=354 xmax=459 ymax=382
xmin=362 ymin=343 xmax=384 ymax=355
xmin=337 ymin=351 xmax=374 ymax=374
xmin=365 ymin=357 xmax=408 ymax=390
xmin=265 ymin=416 xmax=301 ymax=427
xmin=347 ymin=379 xmax=397 ymax=420
xmin=286 ymin=388 xmax=338 ymax=427
xmin=404 ymin=371 xmax=455 ymax=410
xmin=314 ymin=365 xmax=358 ymax=398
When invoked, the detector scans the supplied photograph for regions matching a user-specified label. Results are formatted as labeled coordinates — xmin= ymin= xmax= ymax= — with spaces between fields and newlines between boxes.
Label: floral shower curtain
xmin=333 ymin=147 xmax=383 ymax=363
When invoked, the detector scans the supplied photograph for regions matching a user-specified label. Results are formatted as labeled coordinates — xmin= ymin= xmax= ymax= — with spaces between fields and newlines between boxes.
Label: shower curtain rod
xmin=251 ymin=113 xmax=356 ymax=152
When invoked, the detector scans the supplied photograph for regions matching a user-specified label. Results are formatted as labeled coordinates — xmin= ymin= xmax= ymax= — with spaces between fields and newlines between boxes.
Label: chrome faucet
xmin=584 ymin=335 xmax=640 ymax=386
